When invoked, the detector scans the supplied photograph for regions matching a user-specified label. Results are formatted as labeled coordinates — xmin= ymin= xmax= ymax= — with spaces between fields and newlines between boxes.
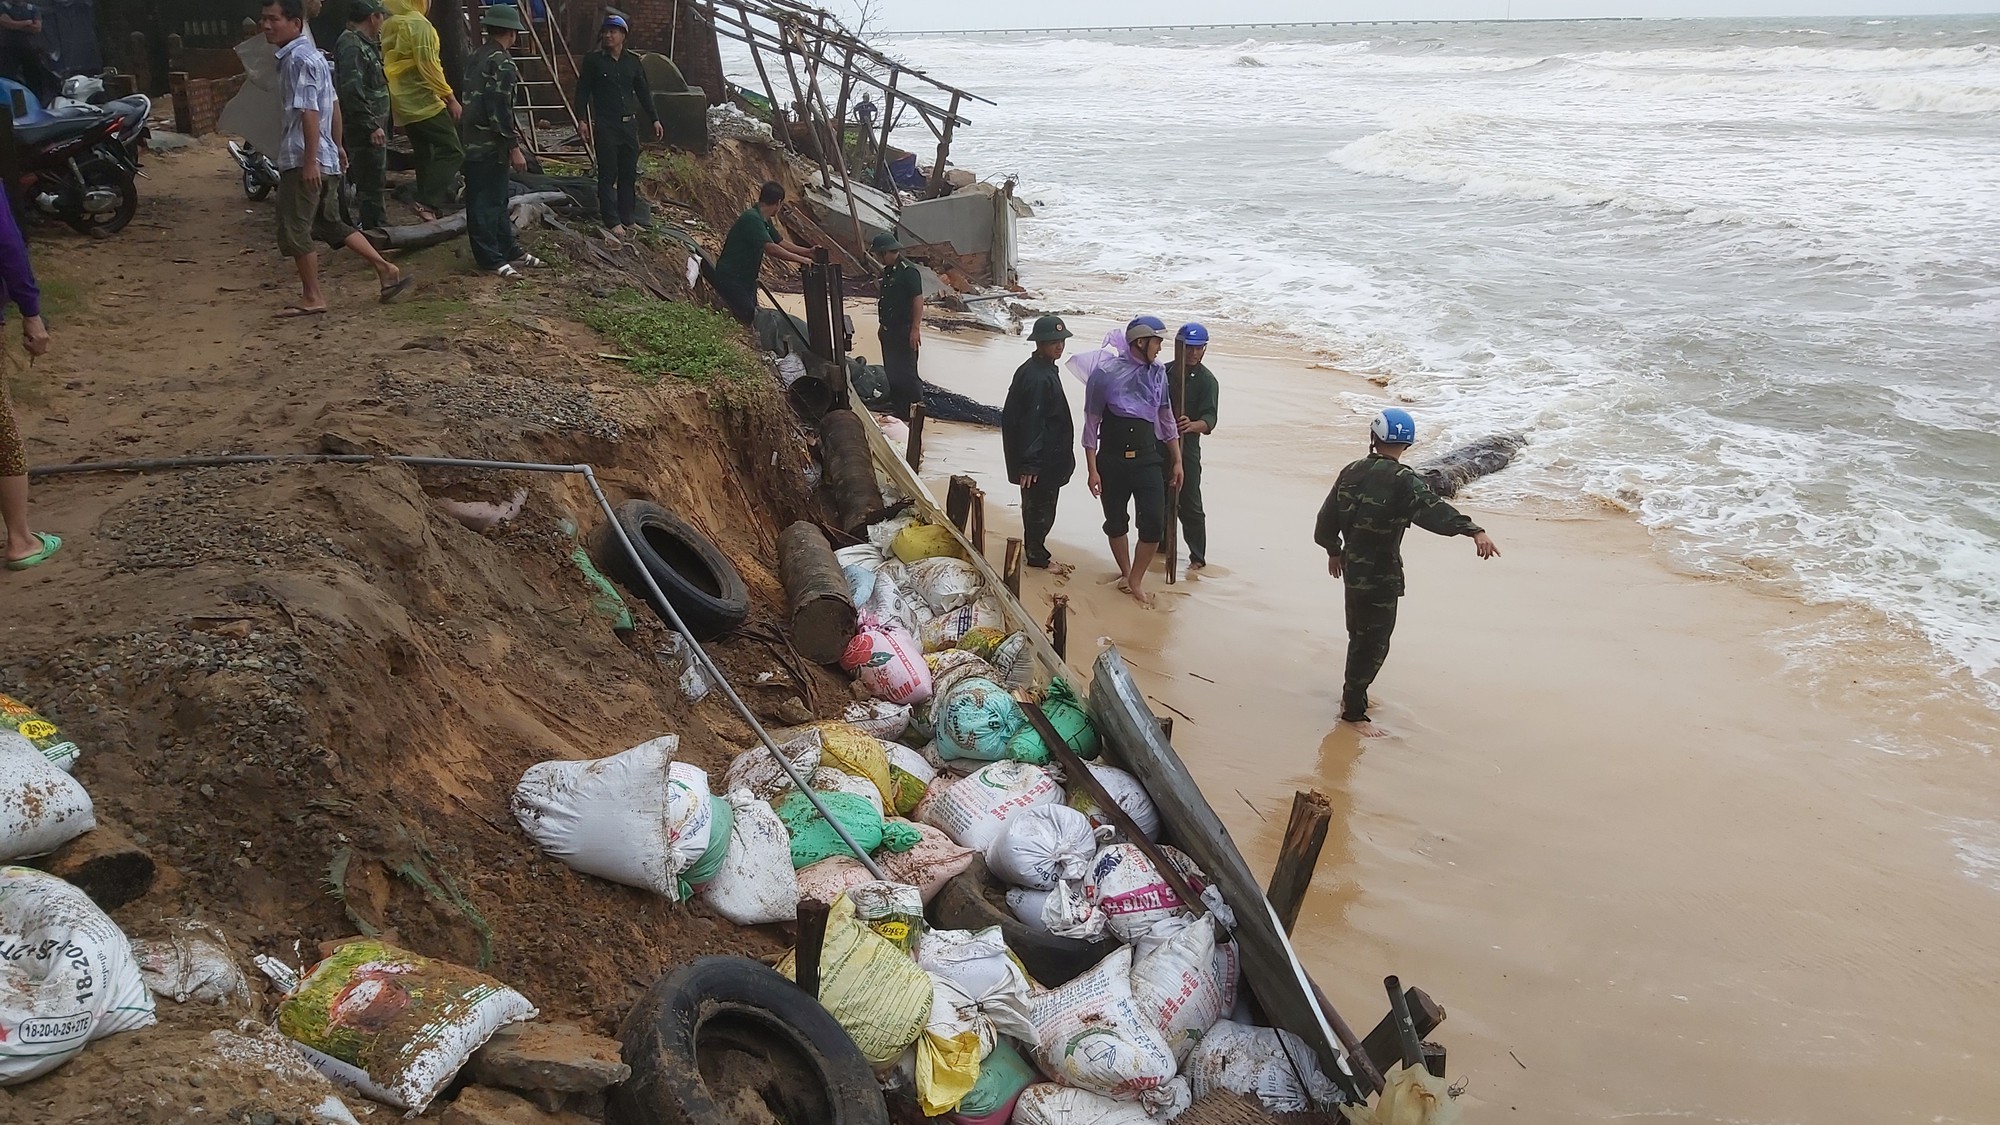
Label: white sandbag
xmin=875 ymin=820 xmax=978 ymax=903
xmin=511 ymin=737 xmax=715 ymax=901
xmin=1026 ymin=945 xmax=1180 ymax=1109
xmin=725 ymin=729 xmax=823 ymax=802
xmin=919 ymin=597 xmax=1005 ymax=654
xmin=868 ymin=513 xmax=920 ymax=554
xmin=698 ymin=790 xmax=798 ymax=925
xmin=843 ymin=620 xmax=933 ymax=705
xmin=905 ymin=556 xmax=986 ymax=613
xmin=811 ymin=766 xmax=886 ymax=819
xmin=1185 ymin=1019 xmax=1344 ymax=1113
xmin=863 ymin=565 xmax=921 ymax=633
xmin=1086 ymin=844 xmax=1232 ymax=948
xmin=0 ymin=866 xmax=156 ymax=1084
xmin=921 ymin=761 xmax=1061 ymax=852
xmin=1006 ymin=880 xmax=1108 ymax=941
xmin=1013 ymin=1081 xmax=1192 ymax=1125
xmin=986 ymin=804 xmax=1102 ymax=891
xmin=846 ymin=880 xmax=927 ymax=953
xmin=1129 ymin=918 xmax=1229 ymax=1064
xmin=0 ymin=746 xmax=96 ymax=861
xmin=986 ymin=631 xmax=1038 ymax=692
xmin=915 ymin=927 xmax=1036 ymax=1043
xmin=1067 ymin=765 xmax=1161 ymax=843
xmin=131 ymin=920 xmax=252 ymax=1007
xmin=795 ymin=855 xmax=876 ymax=905
xmin=841 ymin=700 xmax=914 ymax=742
xmin=835 ymin=542 xmax=890 ymax=570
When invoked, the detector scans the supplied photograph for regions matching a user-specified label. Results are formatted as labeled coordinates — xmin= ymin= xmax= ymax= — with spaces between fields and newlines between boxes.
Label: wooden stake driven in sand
xmin=1003 ymin=538 xmax=1023 ymax=598
xmin=1164 ymin=335 xmax=1189 ymax=584
xmin=1266 ymin=790 xmax=1332 ymax=935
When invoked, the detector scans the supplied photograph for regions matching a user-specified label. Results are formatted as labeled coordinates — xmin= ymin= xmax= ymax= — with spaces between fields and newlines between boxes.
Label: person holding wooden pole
xmin=1001 ymin=314 xmax=1075 ymax=570
xmin=1166 ymin=321 xmax=1219 ymax=569
xmin=1083 ymin=316 xmax=1183 ymax=608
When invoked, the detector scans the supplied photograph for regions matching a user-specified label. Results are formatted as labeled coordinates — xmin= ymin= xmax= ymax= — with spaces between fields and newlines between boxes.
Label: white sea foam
xmin=883 ymin=17 xmax=2000 ymax=705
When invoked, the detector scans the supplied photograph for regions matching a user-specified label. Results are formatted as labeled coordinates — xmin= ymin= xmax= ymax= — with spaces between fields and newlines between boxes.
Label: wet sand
xmin=863 ymin=310 xmax=2000 ymax=1123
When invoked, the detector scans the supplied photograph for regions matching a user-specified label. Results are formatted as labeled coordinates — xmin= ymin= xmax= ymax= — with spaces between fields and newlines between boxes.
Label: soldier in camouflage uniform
xmin=335 ymin=0 xmax=390 ymax=230
xmin=1314 ymin=407 xmax=1499 ymax=735
xmin=460 ymin=6 xmax=544 ymax=278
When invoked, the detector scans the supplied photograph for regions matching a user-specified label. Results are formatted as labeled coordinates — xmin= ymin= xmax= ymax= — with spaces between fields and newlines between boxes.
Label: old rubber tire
xmin=928 ymin=868 xmax=1113 ymax=987
xmin=610 ymin=955 xmax=888 ymax=1125
xmin=591 ymin=499 xmax=750 ymax=640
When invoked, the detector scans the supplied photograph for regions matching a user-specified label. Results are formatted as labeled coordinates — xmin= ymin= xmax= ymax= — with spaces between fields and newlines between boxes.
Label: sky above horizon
xmin=843 ymin=1 xmax=1994 ymax=32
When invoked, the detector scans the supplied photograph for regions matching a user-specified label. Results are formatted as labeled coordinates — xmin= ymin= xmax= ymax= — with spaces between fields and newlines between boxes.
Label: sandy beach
xmin=860 ymin=310 xmax=2000 ymax=1123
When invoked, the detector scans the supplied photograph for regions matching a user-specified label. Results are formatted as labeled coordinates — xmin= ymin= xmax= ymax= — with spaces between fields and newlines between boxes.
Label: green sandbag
xmin=774 ymin=789 xmax=921 ymax=869
xmin=570 ymin=546 xmax=635 ymax=631
xmin=1005 ymin=679 xmax=1099 ymax=763
xmin=957 ymin=1040 xmax=1036 ymax=1117
xmin=678 ymin=795 xmax=733 ymax=899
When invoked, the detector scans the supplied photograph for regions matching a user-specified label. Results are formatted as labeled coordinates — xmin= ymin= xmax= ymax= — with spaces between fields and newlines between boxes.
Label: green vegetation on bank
xmin=581 ymin=288 xmax=763 ymax=385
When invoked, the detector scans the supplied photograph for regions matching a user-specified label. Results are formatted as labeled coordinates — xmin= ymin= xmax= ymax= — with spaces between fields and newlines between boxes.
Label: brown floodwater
xmin=882 ymin=314 xmax=2000 ymax=1124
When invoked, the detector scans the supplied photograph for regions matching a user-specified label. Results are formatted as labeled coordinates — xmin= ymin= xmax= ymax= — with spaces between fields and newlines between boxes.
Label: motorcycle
xmin=228 ymin=140 xmax=281 ymax=202
xmin=0 ymin=77 xmax=149 ymax=237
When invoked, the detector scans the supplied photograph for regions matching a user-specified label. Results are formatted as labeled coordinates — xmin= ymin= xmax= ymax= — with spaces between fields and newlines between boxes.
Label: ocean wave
xmin=1569 ymin=42 xmax=1995 ymax=72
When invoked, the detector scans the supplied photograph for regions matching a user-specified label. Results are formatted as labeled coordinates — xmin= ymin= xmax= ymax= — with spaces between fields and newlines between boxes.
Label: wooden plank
xmin=1360 ymin=987 xmax=1445 ymax=1079
xmin=1003 ymin=537 xmax=1023 ymax=599
xmin=969 ymin=485 xmax=987 ymax=557
xmin=945 ymin=474 xmax=976 ymax=531
xmin=1164 ymin=336 xmax=1188 ymax=583
xmin=905 ymin=403 xmax=926 ymax=470
xmin=926 ymin=91 xmax=961 ymax=199
xmin=1265 ymin=791 xmax=1332 ymax=935
xmin=1047 ymin=594 xmax=1068 ymax=660
xmin=1089 ymin=646 xmax=1365 ymax=1106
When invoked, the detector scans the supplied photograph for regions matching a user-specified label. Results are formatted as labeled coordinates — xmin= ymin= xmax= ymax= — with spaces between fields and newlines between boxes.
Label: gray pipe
xmin=27 ymin=450 xmax=889 ymax=881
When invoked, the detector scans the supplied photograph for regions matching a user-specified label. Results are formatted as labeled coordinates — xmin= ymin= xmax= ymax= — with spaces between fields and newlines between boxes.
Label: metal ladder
xmin=504 ymin=9 xmax=592 ymax=165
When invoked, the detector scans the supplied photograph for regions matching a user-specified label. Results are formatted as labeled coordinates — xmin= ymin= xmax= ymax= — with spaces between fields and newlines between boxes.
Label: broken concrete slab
xmin=466 ymin=1021 xmax=631 ymax=1096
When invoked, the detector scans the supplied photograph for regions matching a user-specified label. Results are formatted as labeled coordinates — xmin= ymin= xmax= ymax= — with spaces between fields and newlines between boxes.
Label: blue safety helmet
xmin=1125 ymin=315 xmax=1167 ymax=343
xmin=602 ymin=13 xmax=628 ymax=30
xmin=1371 ymin=407 xmax=1417 ymax=446
xmin=1176 ymin=322 xmax=1209 ymax=347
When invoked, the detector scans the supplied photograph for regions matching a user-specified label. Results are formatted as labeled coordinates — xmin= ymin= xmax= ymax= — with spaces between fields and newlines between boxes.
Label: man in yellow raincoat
xmin=381 ymin=0 xmax=462 ymax=219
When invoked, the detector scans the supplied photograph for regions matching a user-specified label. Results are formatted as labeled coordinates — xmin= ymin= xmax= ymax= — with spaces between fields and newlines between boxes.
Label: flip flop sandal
xmin=378 ymin=274 xmax=416 ymax=303
xmin=6 ymin=532 xmax=61 ymax=570
xmin=275 ymin=305 xmax=327 ymax=318
xmin=493 ymin=263 xmax=524 ymax=280
xmin=514 ymin=253 xmax=547 ymax=268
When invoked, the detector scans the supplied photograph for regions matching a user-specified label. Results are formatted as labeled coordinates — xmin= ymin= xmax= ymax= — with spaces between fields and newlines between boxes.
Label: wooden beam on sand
xmin=1003 ymin=537 xmax=1023 ymax=599
xmin=905 ymin=403 xmax=926 ymax=470
xmin=1046 ymin=593 xmax=1068 ymax=659
xmin=946 ymin=473 xmax=976 ymax=531
xmin=1265 ymin=790 xmax=1332 ymax=934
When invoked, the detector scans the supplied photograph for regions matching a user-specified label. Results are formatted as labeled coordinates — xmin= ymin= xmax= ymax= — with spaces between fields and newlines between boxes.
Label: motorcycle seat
xmin=12 ymin=114 xmax=101 ymax=145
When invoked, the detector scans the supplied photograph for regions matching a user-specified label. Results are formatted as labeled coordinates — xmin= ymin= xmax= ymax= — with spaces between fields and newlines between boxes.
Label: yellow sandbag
xmin=1341 ymin=1062 xmax=1463 ymax=1125
xmin=892 ymin=523 xmax=966 ymax=564
xmin=809 ymin=721 xmax=898 ymax=811
xmin=917 ymin=1019 xmax=983 ymax=1116
xmin=778 ymin=893 xmax=931 ymax=1067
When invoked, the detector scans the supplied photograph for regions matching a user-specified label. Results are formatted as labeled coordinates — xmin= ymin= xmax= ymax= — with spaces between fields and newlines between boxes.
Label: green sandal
xmin=6 ymin=532 xmax=61 ymax=570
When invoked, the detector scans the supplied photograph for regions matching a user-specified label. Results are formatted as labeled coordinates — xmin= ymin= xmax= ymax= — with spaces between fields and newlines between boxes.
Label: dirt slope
xmin=2 ymin=138 xmax=838 ymax=1121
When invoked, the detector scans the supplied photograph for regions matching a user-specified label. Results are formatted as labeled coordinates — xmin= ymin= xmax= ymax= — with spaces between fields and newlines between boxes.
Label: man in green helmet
xmin=460 ymin=5 xmax=541 ymax=278
xmin=1002 ymin=314 xmax=1076 ymax=570
xmin=873 ymin=231 xmax=925 ymax=422
xmin=334 ymin=0 xmax=390 ymax=229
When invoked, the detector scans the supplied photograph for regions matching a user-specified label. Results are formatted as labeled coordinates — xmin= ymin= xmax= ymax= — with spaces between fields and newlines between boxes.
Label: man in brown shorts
xmin=263 ymin=0 xmax=411 ymax=316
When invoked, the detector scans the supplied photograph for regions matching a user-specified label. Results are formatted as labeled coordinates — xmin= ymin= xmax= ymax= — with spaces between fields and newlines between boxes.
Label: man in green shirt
xmin=459 ymin=5 xmax=541 ymax=278
xmin=872 ymin=232 xmax=924 ymax=422
xmin=1001 ymin=315 xmax=1076 ymax=569
xmin=711 ymin=180 xmax=813 ymax=324
xmin=334 ymin=0 xmax=390 ymax=230
xmin=575 ymin=14 xmax=660 ymax=240
xmin=1314 ymin=407 xmax=1500 ymax=737
xmin=1165 ymin=321 xmax=1220 ymax=569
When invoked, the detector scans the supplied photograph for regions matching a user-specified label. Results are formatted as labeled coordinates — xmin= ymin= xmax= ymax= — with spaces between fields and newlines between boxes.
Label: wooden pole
xmin=946 ymin=474 xmax=975 ymax=530
xmin=795 ymin=899 xmax=830 ymax=998
xmin=1003 ymin=537 xmax=1023 ymax=599
xmin=874 ymin=67 xmax=899 ymax=190
xmin=1047 ymin=593 xmax=1068 ymax=659
xmin=1264 ymin=790 xmax=1332 ymax=935
xmin=905 ymin=403 xmax=925 ymax=470
xmin=1159 ymin=715 xmax=1174 ymax=743
xmin=726 ymin=4 xmax=788 ymax=141
xmin=925 ymin=91 xmax=960 ymax=199
xmin=969 ymin=485 xmax=987 ymax=558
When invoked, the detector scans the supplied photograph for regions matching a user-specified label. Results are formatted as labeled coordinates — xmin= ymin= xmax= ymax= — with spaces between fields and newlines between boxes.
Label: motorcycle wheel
xmin=244 ymin=169 xmax=271 ymax=202
xmin=65 ymin=163 xmax=139 ymax=237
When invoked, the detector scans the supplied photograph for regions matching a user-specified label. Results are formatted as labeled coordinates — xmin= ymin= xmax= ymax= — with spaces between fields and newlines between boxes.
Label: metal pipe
xmin=26 ymin=450 xmax=889 ymax=880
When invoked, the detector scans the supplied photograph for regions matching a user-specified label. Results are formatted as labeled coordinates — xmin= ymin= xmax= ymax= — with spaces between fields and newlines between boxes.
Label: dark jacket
xmin=460 ymin=42 xmax=521 ymax=161
xmin=334 ymin=27 xmax=389 ymax=138
xmin=1314 ymin=453 xmax=1481 ymax=597
xmin=576 ymin=47 xmax=655 ymax=131
xmin=1001 ymin=353 xmax=1075 ymax=485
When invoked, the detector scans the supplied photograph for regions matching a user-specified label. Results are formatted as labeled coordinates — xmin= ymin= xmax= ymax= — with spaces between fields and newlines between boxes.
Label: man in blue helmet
xmin=1164 ymin=322 xmax=1220 ymax=568
xmin=1314 ymin=407 xmax=1499 ymax=736
xmin=1083 ymin=315 xmax=1184 ymax=607
xmin=577 ymin=14 xmax=661 ymax=241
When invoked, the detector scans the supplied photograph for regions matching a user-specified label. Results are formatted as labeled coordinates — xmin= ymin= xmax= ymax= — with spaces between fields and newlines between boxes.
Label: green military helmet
xmin=869 ymin=232 xmax=903 ymax=253
xmin=480 ymin=3 xmax=527 ymax=30
xmin=347 ymin=0 xmax=387 ymax=17
xmin=1028 ymin=314 xmax=1072 ymax=343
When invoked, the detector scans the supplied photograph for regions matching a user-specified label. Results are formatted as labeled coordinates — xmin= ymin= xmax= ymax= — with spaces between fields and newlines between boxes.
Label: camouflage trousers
xmin=1342 ymin=587 xmax=1399 ymax=722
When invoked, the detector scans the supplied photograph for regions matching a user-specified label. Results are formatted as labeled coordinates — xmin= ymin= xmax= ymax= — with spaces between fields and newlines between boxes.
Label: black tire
xmin=244 ymin=169 xmax=272 ymax=202
xmin=63 ymin=159 xmax=137 ymax=237
xmin=610 ymin=955 xmax=888 ymax=1125
xmin=928 ymin=868 xmax=1113 ymax=988
xmin=590 ymin=499 xmax=750 ymax=641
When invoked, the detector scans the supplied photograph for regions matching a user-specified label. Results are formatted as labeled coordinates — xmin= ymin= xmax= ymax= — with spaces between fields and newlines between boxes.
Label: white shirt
xmin=276 ymin=34 xmax=340 ymax=174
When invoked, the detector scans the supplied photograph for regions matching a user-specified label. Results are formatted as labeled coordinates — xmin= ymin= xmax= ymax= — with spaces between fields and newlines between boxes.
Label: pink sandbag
xmin=842 ymin=619 xmax=933 ymax=705
xmin=796 ymin=856 xmax=876 ymax=905
xmin=875 ymin=820 xmax=979 ymax=902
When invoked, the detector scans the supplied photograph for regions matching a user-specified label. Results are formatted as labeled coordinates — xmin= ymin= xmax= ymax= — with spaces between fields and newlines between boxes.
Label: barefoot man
xmin=1083 ymin=316 xmax=1183 ymax=607
xmin=1315 ymin=408 xmax=1499 ymax=736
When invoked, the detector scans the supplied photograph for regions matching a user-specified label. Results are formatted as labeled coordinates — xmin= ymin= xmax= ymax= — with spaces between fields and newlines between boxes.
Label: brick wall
xmin=168 ymin=72 xmax=247 ymax=136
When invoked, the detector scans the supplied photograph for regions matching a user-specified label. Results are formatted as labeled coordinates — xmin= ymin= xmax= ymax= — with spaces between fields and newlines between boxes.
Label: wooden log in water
xmin=818 ymin=410 xmax=887 ymax=535
xmin=778 ymin=521 xmax=858 ymax=665
xmin=1413 ymin=433 xmax=1528 ymax=499
xmin=1266 ymin=790 xmax=1332 ymax=934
